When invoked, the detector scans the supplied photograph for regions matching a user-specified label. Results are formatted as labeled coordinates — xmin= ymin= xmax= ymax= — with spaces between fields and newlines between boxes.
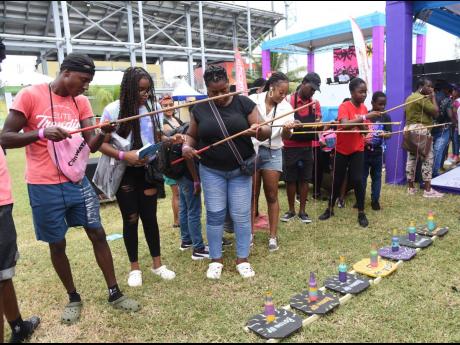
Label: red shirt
xmin=283 ymin=94 xmax=322 ymax=148
xmin=336 ymin=101 xmax=368 ymax=155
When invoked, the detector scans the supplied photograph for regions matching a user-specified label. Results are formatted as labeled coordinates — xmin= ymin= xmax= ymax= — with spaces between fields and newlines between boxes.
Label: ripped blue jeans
xmin=199 ymin=164 xmax=252 ymax=260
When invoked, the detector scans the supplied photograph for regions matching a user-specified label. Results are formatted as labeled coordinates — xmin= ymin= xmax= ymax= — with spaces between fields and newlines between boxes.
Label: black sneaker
xmin=358 ymin=213 xmax=369 ymax=228
xmin=281 ymin=211 xmax=296 ymax=222
xmin=371 ymin=201 xmax=381 ymax=211
xmin=312 ymin=193 xmax=321 ymax=200
xmin=319 ymin=209 xmax=334 ymax=221
xmin=298 ymin=213 xmax=312 ymax=224
xmin=9 ymin=317 xmax=40 ymax=343
xmin=192 ymin=246 xmax=210 ymax=261
xmin=222 ymin=238 xmax=233 ymax=247
xmin=337 ymin=199 xmax=345 ymax=208
xmin=179 ymin=241 xmax=193 ymax=251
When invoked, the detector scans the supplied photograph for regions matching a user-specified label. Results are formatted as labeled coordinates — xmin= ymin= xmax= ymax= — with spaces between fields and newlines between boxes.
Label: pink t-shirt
xmin=0 ymin=147 xmax=13 ymax=206
xmin=11 ymin=83 xmax=94 ymax=185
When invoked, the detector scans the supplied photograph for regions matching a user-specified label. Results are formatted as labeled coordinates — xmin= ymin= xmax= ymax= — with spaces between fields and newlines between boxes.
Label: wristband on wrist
xmin=182 ymin=144 xmax=192 ymax=150
xmin=38 ymin=128 xmax=45 ymax=140
xmin=118 ymin=151 xmax=125 ymax=161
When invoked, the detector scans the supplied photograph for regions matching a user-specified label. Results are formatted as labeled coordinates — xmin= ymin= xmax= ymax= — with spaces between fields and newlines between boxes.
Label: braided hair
xmin=203 ymin=65 xmax=228 ymax=87
xmin=117 ymin=67 xmax=156 ymax=150
xmin=263 ymin=72 xmax=289 ymax=92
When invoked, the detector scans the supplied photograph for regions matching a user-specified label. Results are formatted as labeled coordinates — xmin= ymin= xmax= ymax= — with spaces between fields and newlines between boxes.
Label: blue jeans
xmin=451 ymin=127 xmax=459 ymax=156
xmin=363 ymin=151 xmax=383 ymax=203
xmin=199 ymin=164 xmax=252 ymax=260
xmin=432 ymin=129 xmax=451 ymax=177
xmin=178 ymin=177 xmax=204 ymax=250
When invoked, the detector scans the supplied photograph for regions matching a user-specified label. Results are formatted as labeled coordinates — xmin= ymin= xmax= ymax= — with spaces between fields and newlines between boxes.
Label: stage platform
xmin=432 ymin=166 xmax=460 ymax=194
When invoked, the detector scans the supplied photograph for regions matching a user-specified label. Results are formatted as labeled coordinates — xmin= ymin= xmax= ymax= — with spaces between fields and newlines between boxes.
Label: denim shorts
xmin=0 ymin=204 xmax=19 ymax=282
xmin=28 ymin=177 xmax=102 ymax=244
xmin=256 ymin=146 xmax=283 ymax=172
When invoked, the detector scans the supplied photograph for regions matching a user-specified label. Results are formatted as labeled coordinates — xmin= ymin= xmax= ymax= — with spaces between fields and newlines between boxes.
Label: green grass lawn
xmin=4 ymin=148 xmax=460 ymax=343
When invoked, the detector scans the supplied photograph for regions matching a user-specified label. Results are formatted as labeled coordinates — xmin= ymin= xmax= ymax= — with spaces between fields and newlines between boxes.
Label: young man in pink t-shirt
xmin=1 ymin=54 xmax=140 ymax=325
xmin=0 ymin=146 xmax=40 ymax=343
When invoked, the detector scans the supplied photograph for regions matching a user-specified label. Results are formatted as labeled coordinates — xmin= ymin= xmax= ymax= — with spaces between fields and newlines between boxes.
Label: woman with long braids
xmin=182 ymin=65 xmax=271 ymax=280
xmin=249 ymin=72 xmax=295 ymax=252
xmin=100 ymin=67 xmax=179 ymax=287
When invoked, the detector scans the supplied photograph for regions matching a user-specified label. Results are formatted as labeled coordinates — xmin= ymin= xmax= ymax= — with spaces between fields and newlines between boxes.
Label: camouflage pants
xmin=405 ymin=124 xmax=434 ymax=182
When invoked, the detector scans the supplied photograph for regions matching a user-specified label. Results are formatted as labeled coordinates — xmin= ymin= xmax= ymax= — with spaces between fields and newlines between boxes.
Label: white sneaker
xmin=423 ymin=189 xmax=444 ymax=198
xmin=207 ymin=262 xmax=224 ymax=280
xmin=151 ymin=266 xmax=176 ymax=280
xmin=268 ymin=238 xmax=279 ymax=252
xmin=236 ymin=262 xmax=255 ymax=279
xmin=127 ymin=270 xmax=142 ymax=287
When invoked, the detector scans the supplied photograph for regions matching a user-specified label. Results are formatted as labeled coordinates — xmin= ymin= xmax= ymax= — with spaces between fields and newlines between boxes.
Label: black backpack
xmin=157 ymin=123 xmax=190 ymax=180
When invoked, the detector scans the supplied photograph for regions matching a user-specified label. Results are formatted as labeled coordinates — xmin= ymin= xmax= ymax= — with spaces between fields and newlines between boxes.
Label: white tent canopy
xmin=1 ymin=70 xmax=53 ymax=86
xmin=172 ymin=80 xmax=206 ymax=100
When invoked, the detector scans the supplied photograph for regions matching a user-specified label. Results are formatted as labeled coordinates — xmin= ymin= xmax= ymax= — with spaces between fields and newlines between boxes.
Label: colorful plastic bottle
xmin=370 ymin=243 xmax=379 ymax=268
xmin=338 ymin=256 xmax=348 ymax=283
xmin=309 ymin=272 xmax=319 ymax=303
xmin=391 ymin=229 xmax=400 ymax=252
xmin=427 ymin=211 xmax=436 ymax=233
xmin=408 ymin=220 xmax=417 ymax=242
xmin=264 ymin=291 xmax=276 ymax=324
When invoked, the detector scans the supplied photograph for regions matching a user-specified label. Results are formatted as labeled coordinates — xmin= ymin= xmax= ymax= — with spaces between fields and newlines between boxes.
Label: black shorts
xmin=0 ymin=204 xmax=19 ymax=282
xmin=283 ymin=147 xmax=313 ymax=182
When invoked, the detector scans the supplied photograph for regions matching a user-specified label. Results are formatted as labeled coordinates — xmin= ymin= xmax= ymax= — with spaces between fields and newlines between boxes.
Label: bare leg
xmin=49 ymin=240 xmax=77 ymax=294
xmin=85 ymin=228 xmax=117 ymax=288
xmin=299 ymin=181 xmax=309 ymax=215
xmin=2 ymin=280 xmax=20 ymax=323
xmin=262 ymin=170 xmax=281 ymax=238
xmin=286 ymin=182 xmax=297 ymax=213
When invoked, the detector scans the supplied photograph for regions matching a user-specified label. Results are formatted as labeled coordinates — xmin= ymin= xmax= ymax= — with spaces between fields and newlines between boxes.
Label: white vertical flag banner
xmin=350 ymin=17 xmax=372 ymax=98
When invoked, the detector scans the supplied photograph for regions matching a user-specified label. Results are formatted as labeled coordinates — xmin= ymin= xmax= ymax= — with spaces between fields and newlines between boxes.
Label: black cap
xmin=60 ymin=53 xmax=95 ymax=76
xmin=302 ymin=72 xmax=321 ymax=92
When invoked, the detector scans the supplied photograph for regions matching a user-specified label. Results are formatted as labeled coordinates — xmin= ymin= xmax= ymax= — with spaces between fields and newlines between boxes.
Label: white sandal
xmin=151 ymin=266 xmax=176 ymax=281
xmin=127 ymin=270 xmax=143 ymax=287
xmin=236 ymin=262 xmax=255 ymax=279
xmin=206 ymin=262 xmax=224 ymax=280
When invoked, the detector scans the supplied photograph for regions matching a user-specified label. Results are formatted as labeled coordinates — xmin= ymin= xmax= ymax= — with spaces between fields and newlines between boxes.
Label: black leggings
xmin=329 ymin=152 xmax=365 ymax=211
xmin=116 ymin=167 xmax=161 ymax=262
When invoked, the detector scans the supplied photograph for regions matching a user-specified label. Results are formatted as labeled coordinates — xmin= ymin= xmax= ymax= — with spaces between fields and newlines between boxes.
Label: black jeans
xmin=116 ymin=167 xmax=161 ymax=263
xmin=329 ymin=152 xmax=365 ymax=211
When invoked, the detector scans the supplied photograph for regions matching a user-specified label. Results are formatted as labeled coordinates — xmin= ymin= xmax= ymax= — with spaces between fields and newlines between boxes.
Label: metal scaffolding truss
xmin=0 ymin=1 xmax=283 ymax=85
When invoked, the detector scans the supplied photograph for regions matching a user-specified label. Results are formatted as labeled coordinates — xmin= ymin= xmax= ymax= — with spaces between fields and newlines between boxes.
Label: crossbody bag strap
xmin=209 ymin=101 xmax=245 ymax=165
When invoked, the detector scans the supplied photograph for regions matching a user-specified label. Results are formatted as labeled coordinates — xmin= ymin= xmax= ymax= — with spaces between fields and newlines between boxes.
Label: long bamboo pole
xmin=171 ymin=101 xmax=317 ymax=165
xmin=69 ymin=88 xmax=257 ymax=135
